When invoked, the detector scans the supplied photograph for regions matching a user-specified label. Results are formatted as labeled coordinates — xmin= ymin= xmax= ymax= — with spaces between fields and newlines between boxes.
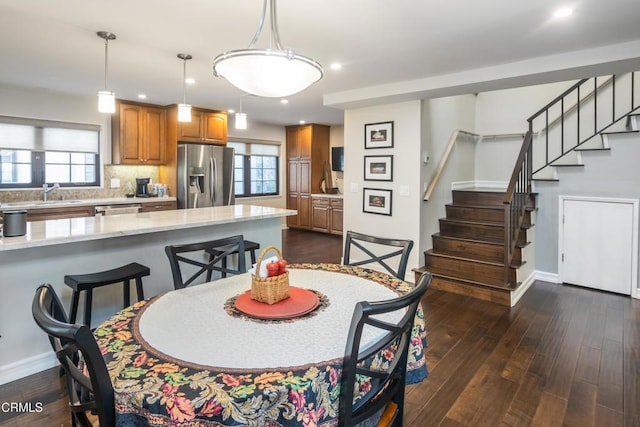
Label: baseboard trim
xmin=511 ymin=270 xmax=536 ymax=306
xmin=535 ymin=270 xmax=561 ymax=283
xmin=0 ymin=352 xmax=57 ymax=386
xmin=452 ymin=180 xmax=508 ymax=191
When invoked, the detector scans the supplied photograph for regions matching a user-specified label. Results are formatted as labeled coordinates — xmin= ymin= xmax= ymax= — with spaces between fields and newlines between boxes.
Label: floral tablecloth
xmin=95 ymin=263 xmax=427 ymax=426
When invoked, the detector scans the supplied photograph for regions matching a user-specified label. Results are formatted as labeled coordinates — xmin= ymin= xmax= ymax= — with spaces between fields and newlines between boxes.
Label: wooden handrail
xmin=422 ymin=130 xmax=479 ymax=201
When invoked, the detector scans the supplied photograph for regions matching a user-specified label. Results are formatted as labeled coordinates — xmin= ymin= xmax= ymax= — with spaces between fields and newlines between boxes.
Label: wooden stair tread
xmin=575 ymin=147 xmax=611 ymax=152
xmin=446 ymin=203 xmax=536 ymax=212
xmin=441 ymin=217 xmax=534 ymax=230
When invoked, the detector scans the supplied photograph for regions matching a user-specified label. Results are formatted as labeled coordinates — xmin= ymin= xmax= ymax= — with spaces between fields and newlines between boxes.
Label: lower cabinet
xmin=27 ymin=206 xmax=95 ymax=222
xmin=311 ymin=196 xmax=343 ymax=235
xmin=139 ymin=200 xmax=177 ymax=212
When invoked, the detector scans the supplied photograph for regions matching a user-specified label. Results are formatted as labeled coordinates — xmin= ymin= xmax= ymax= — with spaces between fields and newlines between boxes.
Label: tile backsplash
xmin=0 ymin=165 xmax=161 ymax=203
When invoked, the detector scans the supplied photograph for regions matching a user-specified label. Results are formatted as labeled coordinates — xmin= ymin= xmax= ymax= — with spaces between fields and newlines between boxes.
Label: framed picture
xmin=364 ymin=121 xmax=394 ymax=149
xmin=363 ymin=188 xmax=392 ymax=216
xmin=364 ymin=155 xmax=393 ymax=181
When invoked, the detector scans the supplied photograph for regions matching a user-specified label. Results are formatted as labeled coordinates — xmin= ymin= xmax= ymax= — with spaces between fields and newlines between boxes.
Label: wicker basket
xmin=251 ymin=246 xmax=290 ymax=304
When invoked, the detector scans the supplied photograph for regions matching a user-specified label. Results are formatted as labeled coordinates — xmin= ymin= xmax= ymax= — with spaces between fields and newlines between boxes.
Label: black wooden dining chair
xmin=338 ymin=271 xmax=431 ymax=427
xmin=165 ymin=235 xmax=247 ymax=290
xmin=343 ymin=231 xmax=414 ymax=279
xmin=32 ymin=284 xmax=115 ymax=427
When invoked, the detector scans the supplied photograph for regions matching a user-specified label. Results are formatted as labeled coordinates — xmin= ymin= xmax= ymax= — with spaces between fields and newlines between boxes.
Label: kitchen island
xmin=0 ymin=205 xmax=295 ymax=384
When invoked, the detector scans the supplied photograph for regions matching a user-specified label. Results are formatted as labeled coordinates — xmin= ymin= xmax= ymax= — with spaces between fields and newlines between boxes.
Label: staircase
xmin=415 ymin=189 xmax=535 ymax=306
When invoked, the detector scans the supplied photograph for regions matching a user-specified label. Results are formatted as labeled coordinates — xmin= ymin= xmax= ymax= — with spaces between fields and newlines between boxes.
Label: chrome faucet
xmin=43 ymin=183 xmax=60 ymax=201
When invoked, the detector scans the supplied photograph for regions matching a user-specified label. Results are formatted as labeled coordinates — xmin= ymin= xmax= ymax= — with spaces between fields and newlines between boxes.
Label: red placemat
xmin=234 ymin=287 xmax=319 ymax=320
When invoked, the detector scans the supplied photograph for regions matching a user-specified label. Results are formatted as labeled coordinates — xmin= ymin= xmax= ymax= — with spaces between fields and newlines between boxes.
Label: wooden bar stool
xmin=206 ymin=240 xmax=260 ymax=279
xmin=64 ymin=262 xmax=150 ymax=328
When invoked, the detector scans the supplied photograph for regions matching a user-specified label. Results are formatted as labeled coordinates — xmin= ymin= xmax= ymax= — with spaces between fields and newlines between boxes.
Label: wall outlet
xmin=350 ymin=182 xmax=359 ymax=193
xmin=399 ymin=185 xmax=410 ymax=196
xmin=110 ymin=178 xmax=120 ymax=189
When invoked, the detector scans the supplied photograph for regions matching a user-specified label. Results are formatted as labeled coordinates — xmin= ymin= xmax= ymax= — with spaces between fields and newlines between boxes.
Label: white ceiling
xmin=1 ymin=0 xmax=640 ymax=127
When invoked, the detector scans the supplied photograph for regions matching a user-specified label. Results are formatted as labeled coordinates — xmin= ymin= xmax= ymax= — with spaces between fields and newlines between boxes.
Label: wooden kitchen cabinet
xmin=177 ymin=108 xmax=227 ymax=144
xmin=139 ymin=200 xmax=177 ymax=212
xmin=311 ymin=196 xmax=343 ymax=235
xmin=286 ymin=124 xmax=330 ymax=230
xmin=27 ymin=205 xmax=95 ymax=222
xmin=112 ymin=101 xmax=167 ymax=165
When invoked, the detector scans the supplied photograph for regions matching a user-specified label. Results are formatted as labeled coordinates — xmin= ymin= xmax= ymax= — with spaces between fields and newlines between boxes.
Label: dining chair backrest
xmin=165 ymin=235 xmax=247 ymax=290
xmin=338 ymin=271 xmax=432 ymax=427
xmin=343 ymin=231 xmax=414 ymax=279
xmin=32 ymin=284 xmax=115 ymax=427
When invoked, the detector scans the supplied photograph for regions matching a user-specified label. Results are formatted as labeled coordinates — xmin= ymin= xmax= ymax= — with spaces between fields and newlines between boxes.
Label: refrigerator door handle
xmin=211 ymin=157 xmax=217 ymax=203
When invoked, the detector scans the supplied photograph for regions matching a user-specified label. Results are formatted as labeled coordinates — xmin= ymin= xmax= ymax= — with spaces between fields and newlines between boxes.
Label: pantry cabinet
xmin=286 ymin=124 xmax=330 ymax=230
xmin=112 ymin=101 xmax=167 ymax=165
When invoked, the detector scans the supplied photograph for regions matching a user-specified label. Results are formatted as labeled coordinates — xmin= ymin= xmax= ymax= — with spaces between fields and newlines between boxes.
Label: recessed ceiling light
xmin=281 ymin=99 xmax=289 ymax=104
xmin=185 ymin=78 xmax=196 ymax=85
xmin=330 ymin=63 xmax=342 ymax=70
xmin=299 ymin=120 xmax=306 ymax=124
xmin=553 ymin=7 xmax=573 ymax=19
xmin=228 ymin=108 xmax=235 ymax=114
xmin=137 ymin=94 xmax=147 ymax=99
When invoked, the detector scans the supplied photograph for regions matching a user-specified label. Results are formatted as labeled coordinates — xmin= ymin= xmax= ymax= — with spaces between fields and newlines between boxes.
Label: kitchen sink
xmin=2 ymin=200 xmax=87 ymax=207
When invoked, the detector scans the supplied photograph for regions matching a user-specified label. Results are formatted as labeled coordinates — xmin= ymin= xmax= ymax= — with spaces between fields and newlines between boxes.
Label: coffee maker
xmin=136 ymin=177 xmax=150 ymax=197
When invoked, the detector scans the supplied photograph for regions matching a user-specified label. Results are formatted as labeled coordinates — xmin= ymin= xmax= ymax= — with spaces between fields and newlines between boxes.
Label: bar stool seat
xmin=64 ymin=262 xmax=150 ymax=328
xmin=206 ymin=240 xmax=260 ymax=279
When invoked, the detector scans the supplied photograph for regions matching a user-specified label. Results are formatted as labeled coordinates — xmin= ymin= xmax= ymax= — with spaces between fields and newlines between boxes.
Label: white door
xmin=560 ymin=197 xmax=637 ymax=295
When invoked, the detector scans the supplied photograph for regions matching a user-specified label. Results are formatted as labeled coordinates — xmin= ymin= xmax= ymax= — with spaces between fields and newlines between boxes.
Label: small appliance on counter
xmin=2 ymin=210 xmax=27 ymax=237
xmin=136 ymin=177 xmax=151 ymax=197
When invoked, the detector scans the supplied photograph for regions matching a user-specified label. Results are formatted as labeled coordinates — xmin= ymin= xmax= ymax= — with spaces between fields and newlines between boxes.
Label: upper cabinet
xmin=177 ymin=108 xmax=227 ymax=144
xmin=112 ymin=101 xmax=167 ymax=165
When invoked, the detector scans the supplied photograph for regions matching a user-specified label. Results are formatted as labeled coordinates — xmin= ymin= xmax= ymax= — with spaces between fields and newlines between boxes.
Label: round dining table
xmin=95 ymin=263 xmax=428 ymax=427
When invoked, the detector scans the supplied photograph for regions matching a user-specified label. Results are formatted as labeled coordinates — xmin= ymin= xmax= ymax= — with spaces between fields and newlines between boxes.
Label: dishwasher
xmin=94 ymin=204 xmax=142 ymax=216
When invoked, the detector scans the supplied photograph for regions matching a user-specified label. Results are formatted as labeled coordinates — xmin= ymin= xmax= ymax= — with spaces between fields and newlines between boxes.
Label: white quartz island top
xmin=0 ymin=204 xmax=295 ymax=252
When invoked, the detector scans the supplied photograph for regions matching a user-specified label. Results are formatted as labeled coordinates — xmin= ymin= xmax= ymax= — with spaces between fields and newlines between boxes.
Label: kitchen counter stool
xmin=206 ymin=240 xmax=260 ymax=279
xmin=64 ymin=262 xmax=150 ymax=328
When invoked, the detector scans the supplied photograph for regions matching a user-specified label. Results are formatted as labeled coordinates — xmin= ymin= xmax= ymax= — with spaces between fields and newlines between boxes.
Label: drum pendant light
xmin=97 ymin=31 xmax=116 ymax=114
xmin=177 ymin=53 xmax=193 ymax=122
xmin=213 ymin=0 xmax=323 ymax=98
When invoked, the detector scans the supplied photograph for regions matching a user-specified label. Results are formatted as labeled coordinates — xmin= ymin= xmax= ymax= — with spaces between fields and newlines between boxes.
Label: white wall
xmin=343 ymin=101 xmax=423 ymax=280
xmin=420 ymin=95 xmax=477 ymax=258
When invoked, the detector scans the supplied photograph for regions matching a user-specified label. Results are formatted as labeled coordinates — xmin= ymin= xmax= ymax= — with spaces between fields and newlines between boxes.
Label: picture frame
xmin=364 ymin=155 xmax=393 ymax=181
xmin=363 ymin=188 xmax=392 ymax=216
xmin=364 ymin=121 xmax=394 ymax=149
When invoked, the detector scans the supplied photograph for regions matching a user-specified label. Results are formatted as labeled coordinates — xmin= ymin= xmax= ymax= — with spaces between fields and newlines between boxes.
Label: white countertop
xmin=0 ymin=196 xmax=177 ymax=210
xmin=0 ymin=204 xmax=295 ymax=251
xmin=310 ymin=193 xmax=343 ymax=199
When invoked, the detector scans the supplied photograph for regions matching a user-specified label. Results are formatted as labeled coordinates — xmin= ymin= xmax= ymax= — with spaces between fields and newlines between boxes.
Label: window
xmin=228 ymin=141 xmax=280 ymax=197
xmin=0 ymin=116 xmax=100 ymax=188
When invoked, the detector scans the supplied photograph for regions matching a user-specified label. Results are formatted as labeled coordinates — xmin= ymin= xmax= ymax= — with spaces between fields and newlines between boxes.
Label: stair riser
xmin=439 ymin=221 xmax=527 ymax=246
xmin=425 ymin=254 xmax=516 ymax=287
xmin=432 ymin=236 xmax=522 ymax=264
xmin=429 ymin=276 xmax=511 ymax=306
xmin=446 ymin=206 xmax=533 ymax=227
xmin=452 ymin=191 xmax=536 ymax=209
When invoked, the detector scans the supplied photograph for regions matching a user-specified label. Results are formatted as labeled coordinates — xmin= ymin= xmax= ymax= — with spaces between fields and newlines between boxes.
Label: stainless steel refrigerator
xmin=177 ymin=143 xmax=235 ymax=209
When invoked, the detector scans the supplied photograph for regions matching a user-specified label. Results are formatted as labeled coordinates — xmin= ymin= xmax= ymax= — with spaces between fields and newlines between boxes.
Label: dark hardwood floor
xmin=1 ymin=229 xmax=638 ymax=426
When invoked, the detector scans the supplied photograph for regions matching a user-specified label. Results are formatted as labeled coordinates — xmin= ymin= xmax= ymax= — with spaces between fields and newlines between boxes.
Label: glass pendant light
xmin=235 ymin=95 xmax=247 ymax=129
xmin=213 ymin=0 xmax=323 ymax=98
xmin=97 ymin=31 xmax=116 ymax=114
xmin=177 ymin=53 xmax=193 ymax=122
